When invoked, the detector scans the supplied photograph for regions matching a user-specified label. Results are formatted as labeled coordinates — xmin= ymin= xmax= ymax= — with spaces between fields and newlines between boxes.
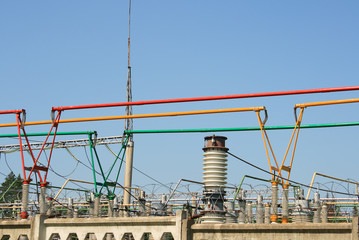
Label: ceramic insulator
xmin=203 ymin=150 xmax=227 ymax=191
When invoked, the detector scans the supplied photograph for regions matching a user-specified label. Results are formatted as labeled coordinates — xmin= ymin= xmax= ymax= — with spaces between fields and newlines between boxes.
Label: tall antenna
xmin=125 ymin=0 xmax=133 ymax=138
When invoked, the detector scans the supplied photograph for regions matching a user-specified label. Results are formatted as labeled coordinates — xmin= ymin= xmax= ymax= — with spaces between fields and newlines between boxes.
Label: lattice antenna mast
xmin=125 ymin=0 xmax=133 ymax=137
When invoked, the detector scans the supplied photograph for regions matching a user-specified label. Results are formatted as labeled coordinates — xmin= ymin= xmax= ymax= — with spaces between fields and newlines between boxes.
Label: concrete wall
xmin=0 ymin=211 xmax=186 ymax=240
xmin=1 ymin=214 xmax=358 ymax=240
xmin=190 ymin=217 xmax=358 ymax=240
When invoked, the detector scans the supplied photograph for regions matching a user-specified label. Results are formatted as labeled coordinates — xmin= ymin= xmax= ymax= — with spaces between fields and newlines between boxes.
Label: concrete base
xmin=0 ymin=214 xmax=357 ymax=240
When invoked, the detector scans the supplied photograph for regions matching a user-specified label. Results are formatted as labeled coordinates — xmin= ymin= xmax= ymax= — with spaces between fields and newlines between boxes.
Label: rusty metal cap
xmin=203 ymin=135 xmax=228 ymax=152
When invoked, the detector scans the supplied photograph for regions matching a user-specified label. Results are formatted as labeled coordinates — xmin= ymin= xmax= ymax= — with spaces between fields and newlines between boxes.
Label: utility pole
xmin=123 ymin=0 xmax=134 ymax=213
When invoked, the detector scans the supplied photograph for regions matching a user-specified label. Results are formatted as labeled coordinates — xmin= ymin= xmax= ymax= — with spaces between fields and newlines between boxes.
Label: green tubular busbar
xmin=124 ymin=122 xmax=359 ymax=134
xmin=0 ymin=131 xmax=96 ymax=138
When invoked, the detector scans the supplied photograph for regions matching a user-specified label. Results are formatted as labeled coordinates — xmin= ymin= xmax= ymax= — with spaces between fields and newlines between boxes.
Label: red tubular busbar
xmin=0 ymin=110 xmax=24 ymax=114
xmin=52 ymin=86 xmax=359 ymax=111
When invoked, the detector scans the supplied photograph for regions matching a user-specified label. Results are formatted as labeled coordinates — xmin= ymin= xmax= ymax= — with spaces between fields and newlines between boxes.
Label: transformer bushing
xmin=292 ymin=189 xmax=313 ymax=223
xmin=201 ymin=135 xmax=228 ymax=224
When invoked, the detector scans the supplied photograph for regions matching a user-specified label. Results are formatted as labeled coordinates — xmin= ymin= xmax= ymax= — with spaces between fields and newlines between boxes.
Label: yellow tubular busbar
xmin=295 ymin=98 xmax=359 ymax=109
xmin=0 ymin=107 xmax=265 ymax=128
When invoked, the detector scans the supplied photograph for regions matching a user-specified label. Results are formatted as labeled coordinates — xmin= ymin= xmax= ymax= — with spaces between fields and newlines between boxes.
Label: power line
xmin=227 ymin=151 xmax=359 ymax=197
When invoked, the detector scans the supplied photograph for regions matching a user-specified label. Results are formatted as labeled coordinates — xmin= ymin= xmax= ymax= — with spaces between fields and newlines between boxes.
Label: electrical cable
xmin=3 ymin=153 xmax=14 ymax=174
xmin=0 ymin=153 xmax=10 ymax=176
xmin=227 ymin=151 xmax=359 ymax=197
xmin=105 ymin=143 xmax=173 ymax=192
xmin=42 ymin=150 xmax=89 ymax=191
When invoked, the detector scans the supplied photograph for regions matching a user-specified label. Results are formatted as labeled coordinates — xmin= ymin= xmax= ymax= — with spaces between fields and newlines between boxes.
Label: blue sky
xmin=0 ymin=1 xmax=358 ymax=198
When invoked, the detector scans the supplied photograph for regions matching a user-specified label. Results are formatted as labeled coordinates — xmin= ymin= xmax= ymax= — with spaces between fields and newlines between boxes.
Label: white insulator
xmin=203 ymin=149 xmax=227 ymax=191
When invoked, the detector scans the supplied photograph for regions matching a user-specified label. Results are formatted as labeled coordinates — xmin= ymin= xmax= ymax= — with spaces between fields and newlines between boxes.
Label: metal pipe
xmin=306 ymin=172 xmax=359 ymax=200
xmin=0 ymin=131 xmax=96 ymax=138
xmin=295 ymin=98 xmax=359 ymax=109
xmin=52 ymin=86 xmax=359 ymax=111
xmin=0 ymin=109 xmax=24 ymax=114
xmin=126 ymin=121 xmax=359 ymax=134
xmin=53 ymin=179 xmax=94 ymax=200
xmin=0 ymin=107 xmax=265 ymax=128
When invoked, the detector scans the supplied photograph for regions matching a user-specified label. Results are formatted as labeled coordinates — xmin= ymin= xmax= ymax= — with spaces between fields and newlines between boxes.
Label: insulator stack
xmin=201 ymin=135 xmax=228 ymax=224
xmin=202 ymin=135 xmax=228 ymax=191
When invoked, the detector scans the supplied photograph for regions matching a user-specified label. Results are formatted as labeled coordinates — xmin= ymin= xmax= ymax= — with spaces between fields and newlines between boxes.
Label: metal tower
xmin=125 ymin=0 xmax=133 ymax=137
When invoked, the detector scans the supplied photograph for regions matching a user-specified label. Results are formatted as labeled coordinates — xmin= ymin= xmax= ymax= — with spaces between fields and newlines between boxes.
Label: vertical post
xmin=46 ymin=197 xmax=53 ymax=217
xmin=138 ymin=190 xmax=146 ymax=216
xmin=224 ymin=201 xmax=237 ymax=223
xmin=265 ymin=204 xmax=271 ymax=224
xmin=321 ymin=204 xmax=328 ymax=223
xmin=67 ymin=197 xmax=73 ymax=218
xmin=39 ymin=183 xmax=47 ymax=215
xmin=238 ymin=190 xmax=246 ymax=224
xmin=271 ymin=181 xmax=278 ymax=223
xmin=282 ymin=184 xmax=289 ymax=223
xmin=21 ymin=181 xmax=30 ymax=219
xmin=256 ymin=195 xmax=264 ymax=224
xmin=146 ymin=201 xmax=152 ymax=216
xmin=89 ymin=193 xmax=94 ymax=217
xmin=313 ymin=192 xmax=321 ymax=223
xmin=246 ymin=202 xmax=253 ymax=223
xmin=73 ymin=208 xmax=78 ymax=218
xmin=113 ymin=196 xmax=119 ymax=217
xmin=106 ymin=233 xmax=114 ymax=240
xmin=123 ymin=141 xmax=134 ymax=207
xmin=108 ymin=196 xmax=114 ymax=217
xmin=161 ymin=194 xmax=167 ymax=215
xmin=93 ymin=194 xmax=100 ymax=218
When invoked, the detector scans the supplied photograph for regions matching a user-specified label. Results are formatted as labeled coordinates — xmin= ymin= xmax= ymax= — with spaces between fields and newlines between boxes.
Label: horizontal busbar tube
xmin=124 ymin=121 xmax=359 ymax=134
xmin=52 ymin=86 xmax=359 ymax=111
xmin=0 ymin=107 xmax=264 ymax=128
xmin=295 ymin=98 xmax=359 ymax=109
xmin=0 ymin=110 xmax=24 ymax=114
xmin=0 ymin=131 xmax=96 ymax=138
